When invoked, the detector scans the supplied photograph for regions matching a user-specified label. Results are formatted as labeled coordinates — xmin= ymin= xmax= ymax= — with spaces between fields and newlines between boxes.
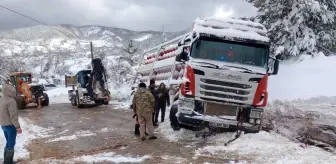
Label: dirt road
xmin=17 ymin=103 xmax=236 ymax=164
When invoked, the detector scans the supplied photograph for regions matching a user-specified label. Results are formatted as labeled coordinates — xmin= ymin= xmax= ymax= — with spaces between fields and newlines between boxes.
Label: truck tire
xmin=76 ymin=92 xmax=84 ymax=108
xmin=17 ymin=96 xmax=26 ymax=110
xmin=71 ymin=95 xmax=77 ymax=106
xmin=42 ymin=93 xmax=49 ymax=106
xmin=169 ymin=104 xmax=181 ymax=131
xmin=103 ymin=100 xmax=109 ymax=105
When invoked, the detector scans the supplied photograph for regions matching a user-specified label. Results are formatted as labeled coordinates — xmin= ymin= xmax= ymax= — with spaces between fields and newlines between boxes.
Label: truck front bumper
xmin=177 ymin=113 xmax=261 ymax=133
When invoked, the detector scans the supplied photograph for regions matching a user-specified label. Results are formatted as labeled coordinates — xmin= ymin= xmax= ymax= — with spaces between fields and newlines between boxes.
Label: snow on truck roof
xmin=193 ymin=17 xmax=269 ymax=43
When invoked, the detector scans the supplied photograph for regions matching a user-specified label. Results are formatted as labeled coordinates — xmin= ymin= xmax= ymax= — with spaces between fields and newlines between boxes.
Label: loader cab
xmin=76 ymin=69 xmax=92 ymax=88
xmin=9 ymin=72 xmax=32 ymax=92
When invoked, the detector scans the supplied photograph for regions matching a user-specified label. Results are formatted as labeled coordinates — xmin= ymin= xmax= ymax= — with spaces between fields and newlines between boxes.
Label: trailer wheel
xmin=17 ymin=96 xmax=26 ymax=110
xmin=42 ymin=93 xmax=49 ymax=106
xmin=76 ymin=92 xmax=84 ymax=108
xmin=169 ymin=104 xmax=181 ymax=131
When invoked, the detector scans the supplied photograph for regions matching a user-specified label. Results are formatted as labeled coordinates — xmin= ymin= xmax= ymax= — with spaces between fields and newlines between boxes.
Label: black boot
xmin=3 ymin=148 xmax=14 ymax=164
xmin=134 ymin=124 xmax=140 ymax=136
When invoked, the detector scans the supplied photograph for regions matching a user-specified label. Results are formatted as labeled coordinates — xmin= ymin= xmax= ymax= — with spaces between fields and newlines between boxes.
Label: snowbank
xmin=264 ymin=96 xmax=336 ymax=150
xmin=269 ymin=55 xmax=336 ymax=101
xmin=0 ymin=118 xmax=54 ymax=161
xmin=195 ymin=131 xmax=336 ymax=164
xmin=45 ymin=87 xmax=71 ymax=104
xmin=109 ymin=83 xmax=132 ymax=101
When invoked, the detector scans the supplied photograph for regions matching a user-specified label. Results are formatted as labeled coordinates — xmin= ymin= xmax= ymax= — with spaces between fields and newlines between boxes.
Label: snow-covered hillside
xmin=0 ymin=25 xmax=189 ymax=83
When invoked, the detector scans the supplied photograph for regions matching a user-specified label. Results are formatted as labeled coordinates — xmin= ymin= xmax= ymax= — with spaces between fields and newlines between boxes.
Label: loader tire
xmin=17 ymin=96 xmax=26 ymax=110
xmin=76 ymin=92 xmax=84 ymax=108
xmin=42 ymin=93 xmax=49 ymax=106
xmin=71 ymin=95 xmax=77 ymax=106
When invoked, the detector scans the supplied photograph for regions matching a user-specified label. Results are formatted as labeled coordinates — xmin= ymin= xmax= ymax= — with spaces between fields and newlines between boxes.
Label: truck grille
xmin=200 ymin=85 xmax=249 ymax=95
xmin=200 ymin=78 xmax=251 ymax=102
xmin=205 ymin=102 xmax=237 ymax=117
xmin=200 ymin=78 xmax=252 ymax=89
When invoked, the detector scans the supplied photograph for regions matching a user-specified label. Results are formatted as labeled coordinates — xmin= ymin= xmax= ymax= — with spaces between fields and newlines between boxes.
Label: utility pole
xmin=90 ymin=41 xmax=94 ymax=69
xmin=161 ymin=24 xmax=165 ymax=43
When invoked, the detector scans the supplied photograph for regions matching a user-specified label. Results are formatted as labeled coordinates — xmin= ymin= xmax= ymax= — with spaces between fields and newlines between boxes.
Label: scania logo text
xmin=212 ymin=72 xmax=242 ymax=81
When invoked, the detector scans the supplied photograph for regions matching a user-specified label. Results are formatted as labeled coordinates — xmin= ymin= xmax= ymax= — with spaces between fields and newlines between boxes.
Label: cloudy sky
xmin=0 ymin=0 xmax=257 ymax=32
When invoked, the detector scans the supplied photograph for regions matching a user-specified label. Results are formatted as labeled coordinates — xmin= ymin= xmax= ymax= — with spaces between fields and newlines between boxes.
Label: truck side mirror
xmin=267 ymin=56 xmax=280 ymax=76
xmin=272 ymin=59 xmax=279 ymax=75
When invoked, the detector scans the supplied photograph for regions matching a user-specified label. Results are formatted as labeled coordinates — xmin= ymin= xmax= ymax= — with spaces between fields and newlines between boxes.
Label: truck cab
xmin=135 ymin=17 xmax=280 ymax=133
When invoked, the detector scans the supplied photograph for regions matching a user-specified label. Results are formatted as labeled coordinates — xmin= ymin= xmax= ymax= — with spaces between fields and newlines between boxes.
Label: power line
xmin=0 ymin=4 xmax=48 ymax=26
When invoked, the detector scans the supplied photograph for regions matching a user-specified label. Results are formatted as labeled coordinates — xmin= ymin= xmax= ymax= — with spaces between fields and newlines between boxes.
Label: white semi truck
xmin=134 ymin=17 xmax=280 ymax=133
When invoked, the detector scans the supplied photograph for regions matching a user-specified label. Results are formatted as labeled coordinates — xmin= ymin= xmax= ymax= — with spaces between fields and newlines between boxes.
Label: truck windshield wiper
xmin=192 ymin=61 xmax=220 ymax=69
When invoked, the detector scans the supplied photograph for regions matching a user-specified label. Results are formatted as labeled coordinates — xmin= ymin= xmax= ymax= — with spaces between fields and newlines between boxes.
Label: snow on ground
xmin=46 ymin=130 xmax=95 ymax=142
xmin=109 ymin=83 xmax=132 ymax=101
xmin=134 ymin=34 xmax=152 ymax=42
xmin=33 ymin=152 xmax=151 ymax=164
xmin=0 ymin=118 xmax=54 ymax=161
xmin=72 ymin=152 xmax=151 ymax=163
xmin=194 ymin=131 xmax=336 ymax=164
xmin=45 ymin=87 xmax=71 ymax=104
xmin=264 ymin=96 xmax=336 ymax=151
xmin=268 ymin=55 xmax=336 ymax=101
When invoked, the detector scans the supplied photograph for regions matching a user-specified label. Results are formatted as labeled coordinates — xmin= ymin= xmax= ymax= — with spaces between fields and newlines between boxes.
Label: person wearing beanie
xmin=132 ymin=82 xmax=157 ymax=141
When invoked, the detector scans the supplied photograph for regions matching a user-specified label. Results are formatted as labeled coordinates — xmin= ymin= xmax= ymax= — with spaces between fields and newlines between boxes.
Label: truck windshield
xmin=190 ymin=37 xmax=268 ymax=68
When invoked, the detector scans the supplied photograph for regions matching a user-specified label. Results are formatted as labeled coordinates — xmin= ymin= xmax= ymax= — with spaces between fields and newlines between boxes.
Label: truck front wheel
xmin=71 ymin=95 xmax=77 ymax=106
xmin=169 ymin=104 xmax=181 ymax=131
xmin=76 ymin=92 xmax=84 ymax=108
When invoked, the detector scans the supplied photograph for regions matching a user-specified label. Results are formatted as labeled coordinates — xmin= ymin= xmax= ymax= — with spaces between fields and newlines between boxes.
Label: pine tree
xmin=247 ymin=0 xmax=336 ymax=59
xmin=121 ymin=40 xmax=138 ymax=65
xmin=108 ymin=40 xmax=138 ymax=87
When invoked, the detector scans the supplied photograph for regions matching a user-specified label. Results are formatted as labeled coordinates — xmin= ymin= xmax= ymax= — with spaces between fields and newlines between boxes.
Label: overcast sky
xmin=0 ymin=0 xmax=257 ymax=32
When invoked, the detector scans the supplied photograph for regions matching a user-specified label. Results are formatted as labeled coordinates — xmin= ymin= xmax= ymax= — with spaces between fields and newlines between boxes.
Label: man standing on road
xmin=148 ymin=79 xmax=156 ymax=126
xmin=0 ymin=84 xmax=22 ymax=164
xmin=132 ymin=82 xmax=157 ymax=141
xmin=154 ymin=83 xmax=170 ymax=124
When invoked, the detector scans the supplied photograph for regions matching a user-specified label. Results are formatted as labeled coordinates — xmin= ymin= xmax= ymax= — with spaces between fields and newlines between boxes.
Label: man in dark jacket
xmin=154 ymin=83 xmax=170 ymax=124
xmin=0 ymin=84 xmax=22 ymax=164
xmin=148 ymin=79 xmax=156 ymax=126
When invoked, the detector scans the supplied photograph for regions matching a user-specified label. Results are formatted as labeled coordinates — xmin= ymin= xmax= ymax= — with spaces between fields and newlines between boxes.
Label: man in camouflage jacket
xmin=132 ymin=82 xmax=157 ymax=141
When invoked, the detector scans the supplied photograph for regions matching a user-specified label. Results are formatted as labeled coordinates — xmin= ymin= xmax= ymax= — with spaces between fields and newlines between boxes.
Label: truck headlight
xmin=178 ymin=99 xmax=194 ymax=110
xmin=250 ymin=109 xmax=263 ymax=118
xmin=249 ymin=118 xmax=255 ymax=124
xmin=256 ymin=119 xmax=261 ymax=124
xmin=178 ymin=98 xmax=195 ymax=114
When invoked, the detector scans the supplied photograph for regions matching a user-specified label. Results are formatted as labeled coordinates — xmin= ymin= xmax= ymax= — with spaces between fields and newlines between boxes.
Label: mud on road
xmin=17 ymin=103 xmax=237 ymax=164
